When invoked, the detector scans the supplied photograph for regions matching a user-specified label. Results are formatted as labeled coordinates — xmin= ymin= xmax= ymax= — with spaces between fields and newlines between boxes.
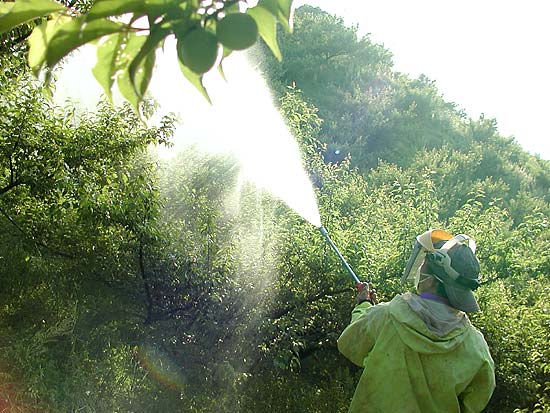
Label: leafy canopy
xmin=0 ymin=0 xmax=294 ymax=113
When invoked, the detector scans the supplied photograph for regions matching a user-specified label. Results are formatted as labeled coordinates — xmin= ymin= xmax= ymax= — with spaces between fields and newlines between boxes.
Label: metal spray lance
xmin=318 ymin=226 xmax=365 ymax=291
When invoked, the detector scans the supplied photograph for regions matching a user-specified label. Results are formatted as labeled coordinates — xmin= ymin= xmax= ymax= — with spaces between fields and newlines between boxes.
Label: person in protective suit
xmin=338 ymin=230 xmax=495 ymax=413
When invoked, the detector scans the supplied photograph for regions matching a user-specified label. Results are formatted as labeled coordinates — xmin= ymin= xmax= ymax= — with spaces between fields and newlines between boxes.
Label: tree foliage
xmin=0 ymin=0 xmax=294 ymax=113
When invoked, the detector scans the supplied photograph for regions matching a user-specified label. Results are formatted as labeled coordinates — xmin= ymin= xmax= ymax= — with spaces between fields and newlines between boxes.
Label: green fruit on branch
xmin=177 ymin=28 xmax=219 ymax=74
xmin=216 ymin=13 xmax=258 ymax=51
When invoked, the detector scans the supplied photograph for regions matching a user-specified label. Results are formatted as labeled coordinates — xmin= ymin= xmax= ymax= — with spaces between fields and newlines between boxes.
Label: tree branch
xmin=0 ymin=153 xmax=23 ymax=196
xmin=299 ymin=342 xmax=337 ymax=361
xmin=139 ymin=238 xmax=154 ymax=325
xmin=148 ymin=302 xmax=195 ymax=323
xmin=0 ymin=205 xmax=75 ymax=258
xmin=0 ymin=179 xmax=22 ymax=196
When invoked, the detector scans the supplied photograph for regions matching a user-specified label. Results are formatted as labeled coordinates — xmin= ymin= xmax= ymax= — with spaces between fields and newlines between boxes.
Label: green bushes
xmin=476 ymin=279 xmax=550 ymax=412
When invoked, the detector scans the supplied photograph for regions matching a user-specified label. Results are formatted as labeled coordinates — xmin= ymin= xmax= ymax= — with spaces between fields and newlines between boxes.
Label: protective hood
xmin=389 ymin=294 xmax=469 ymax=354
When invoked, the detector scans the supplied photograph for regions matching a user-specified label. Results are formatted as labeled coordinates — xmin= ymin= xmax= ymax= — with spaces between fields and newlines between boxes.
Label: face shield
xmin=402 ymin=229 xmax=480 ymax=312
xmin=401 ymin=229 xmax=452 ymax=287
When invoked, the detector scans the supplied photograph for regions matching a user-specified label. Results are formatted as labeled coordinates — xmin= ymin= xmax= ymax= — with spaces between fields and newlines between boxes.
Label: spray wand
xmin=318 ymin=226 xmax=365 ymax=291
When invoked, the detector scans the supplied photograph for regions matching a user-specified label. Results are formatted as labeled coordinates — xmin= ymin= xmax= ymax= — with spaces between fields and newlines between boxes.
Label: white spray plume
xmin=54 ymin=39 xmax=322 ymax=228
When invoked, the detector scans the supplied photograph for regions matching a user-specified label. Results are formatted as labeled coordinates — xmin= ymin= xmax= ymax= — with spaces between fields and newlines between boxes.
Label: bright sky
xmin=296 ymin=0 xmax=550 ymax=160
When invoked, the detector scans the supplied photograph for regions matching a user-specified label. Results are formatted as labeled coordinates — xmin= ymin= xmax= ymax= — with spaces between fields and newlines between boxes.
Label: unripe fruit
xmin=177 ymin=28 xmax=218 ymax=74
xmin=216 ymin=13 xmax=258 ymax=50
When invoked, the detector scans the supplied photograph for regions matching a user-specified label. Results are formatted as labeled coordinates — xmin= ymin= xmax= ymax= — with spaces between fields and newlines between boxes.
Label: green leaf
xmin=117 ymin=33 xmax=148 ymax=113
xmin=257 ymin=0 xmax=278 ymax=16
xmin=277 ymin=0 xmax=293 ymax=21
xmin=276 ymin=0 xmax=293 ymax=32
xmin=133 ymin=45 xmax=156 ymax=99
xmin=248 ymin=6 xmax=281 ymax=61
xmin=27 ymin=15 xmax=70 ymax=74
xmin=178 ymin=62 xmax=211 ymax=104
xmin=86 ymin=0 xmax=145 ymax=21
xmin=217 ymin=62 xmax=226 ymax=81
xmin=128 ymin=24 xmax=168 ymax=98
xmin=0 ymin=0 xmax=64 ymax=35
xmin=256 ymin=0 xmax=293 ymax=33
xmin=92 ymin=32 xmax=126 ymax=101
xmin=143 ymin=0 xmax=188 ymax=19
xmin=0 ymin=3 xmax=15 ymax=16
xmin=217 ymin=47 xmax=232 ymax=81
xmin=45 ymin=17 xmax=126 ymax=69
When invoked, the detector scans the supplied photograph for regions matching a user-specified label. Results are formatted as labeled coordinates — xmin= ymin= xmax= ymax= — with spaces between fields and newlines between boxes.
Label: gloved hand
xmin=356 ymin=282 xmax=378 ymax=305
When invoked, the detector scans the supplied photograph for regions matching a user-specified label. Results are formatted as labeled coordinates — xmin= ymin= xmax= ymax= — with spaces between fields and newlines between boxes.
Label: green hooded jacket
xmin=337 ymin=293 xmax=495 ymax=413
